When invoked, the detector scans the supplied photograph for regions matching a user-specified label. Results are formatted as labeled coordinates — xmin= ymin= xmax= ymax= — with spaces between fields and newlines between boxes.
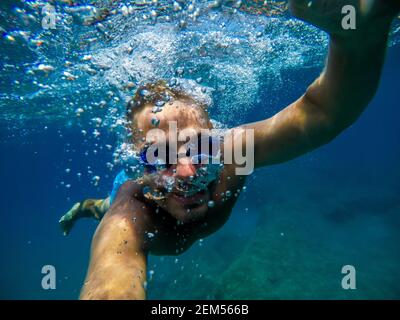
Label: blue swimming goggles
xmin=139 ymin=135 xmax=221 ymax=173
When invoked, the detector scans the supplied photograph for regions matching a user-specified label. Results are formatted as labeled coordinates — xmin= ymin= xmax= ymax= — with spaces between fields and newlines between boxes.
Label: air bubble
xmin=175 ymin=67 xmax=185 ymax=76
xmin=151 ymin=117 xmax=160 ymax=127
xmin=92 ymin=176 xmax=100 ymax=186
xmin=147 ymin=232 xmax=155 ymax=239
xmin=75 ymin=108 xmax=84 ymax=116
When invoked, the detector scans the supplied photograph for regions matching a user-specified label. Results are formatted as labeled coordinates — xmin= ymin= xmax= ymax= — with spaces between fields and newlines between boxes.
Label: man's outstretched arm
xmin=80 ymin=182 xmax=152 ymax=300
xmin=247 ymin=0 xmax=400 ymax=167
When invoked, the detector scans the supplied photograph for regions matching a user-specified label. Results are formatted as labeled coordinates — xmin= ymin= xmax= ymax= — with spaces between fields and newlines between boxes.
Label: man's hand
xmin=59 ymin=198 xmax=111 ymax=236
xmin=59 ymin=202 xmax=81 ymax=236
xmin=289 ymin=0 xmax=400 ymax=38
xmin=247 ymin=0 xmax=398 ymax=168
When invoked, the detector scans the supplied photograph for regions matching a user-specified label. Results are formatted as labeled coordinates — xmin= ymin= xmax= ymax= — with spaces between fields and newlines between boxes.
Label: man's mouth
xmin=171 ymin=189 xmax=208 ymax=206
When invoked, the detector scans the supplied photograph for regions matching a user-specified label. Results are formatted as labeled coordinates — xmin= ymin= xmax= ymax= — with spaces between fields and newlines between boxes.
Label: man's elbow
xmin=302 ymin=106 xmax=356 ymax=149
xmin=303 ymin=86 xmax=372 ymax=145
xmin=311 ymin=110 xmax=360 ymax=148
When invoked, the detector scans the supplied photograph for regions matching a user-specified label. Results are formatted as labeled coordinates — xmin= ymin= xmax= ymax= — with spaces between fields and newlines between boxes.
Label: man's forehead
xmin=136 ymin=99 xmax=210 ymax=133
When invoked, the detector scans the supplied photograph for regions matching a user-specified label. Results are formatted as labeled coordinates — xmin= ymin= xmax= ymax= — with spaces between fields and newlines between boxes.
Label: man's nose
xmin=175 ymin=157 xmax=197 ymax=178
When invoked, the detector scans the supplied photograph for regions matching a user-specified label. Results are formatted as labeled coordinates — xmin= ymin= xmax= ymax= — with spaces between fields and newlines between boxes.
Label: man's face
xmin=134 ymin=99 xmax=214 ymax=223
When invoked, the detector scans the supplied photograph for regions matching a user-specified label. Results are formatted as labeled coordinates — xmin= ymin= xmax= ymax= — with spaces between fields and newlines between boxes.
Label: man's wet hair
xmin=126 ymin=80 xmax=208 ymax=124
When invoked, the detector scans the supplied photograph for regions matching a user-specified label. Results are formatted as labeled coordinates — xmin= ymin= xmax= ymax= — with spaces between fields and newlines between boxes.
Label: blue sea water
xmin=0 ymin=1 xmax=399 ymax=299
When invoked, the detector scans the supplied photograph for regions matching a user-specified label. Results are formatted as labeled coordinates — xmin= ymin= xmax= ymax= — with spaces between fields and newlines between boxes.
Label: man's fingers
xmin=59 ymin=218 xmax=73 ymax=236
xmin=59 ymin=202 xmax=80 ymax=236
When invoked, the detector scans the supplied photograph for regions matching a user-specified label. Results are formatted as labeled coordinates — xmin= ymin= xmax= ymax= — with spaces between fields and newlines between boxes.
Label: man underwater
xmin=59 ymin=1 xmax=400 ymax=299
